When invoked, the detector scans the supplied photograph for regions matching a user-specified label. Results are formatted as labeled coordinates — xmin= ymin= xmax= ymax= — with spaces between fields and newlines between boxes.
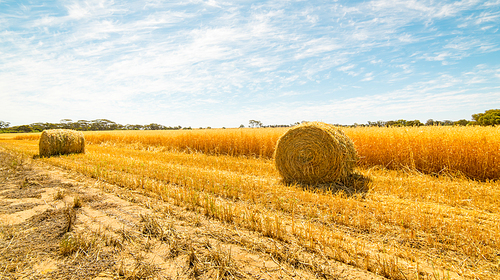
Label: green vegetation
xmin=1 ymin=109 xmax=498 ymax=134
xmin=0 ymin=119 xmax=183 ymax=133
xmin=472 ymin=109 xmax=500 ymax=126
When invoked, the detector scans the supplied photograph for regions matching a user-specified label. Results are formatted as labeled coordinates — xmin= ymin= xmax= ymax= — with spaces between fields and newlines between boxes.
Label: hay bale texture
xmin=274 ymin=122 xmax=358 ymax=184
xmin=39 ymin=129 xmax=85 ymax=157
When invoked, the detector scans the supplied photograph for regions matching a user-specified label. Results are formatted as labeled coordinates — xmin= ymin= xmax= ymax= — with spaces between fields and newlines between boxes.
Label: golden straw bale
xmin=39 ymin=129 xmax=85 ymax=157
xmin=274 ymin=122 xmax=358 ymax=184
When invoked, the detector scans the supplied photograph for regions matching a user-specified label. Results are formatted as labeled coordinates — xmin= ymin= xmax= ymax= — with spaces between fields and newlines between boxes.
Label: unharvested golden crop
xmin=349 ymin=126 xmax=500 ymax=181
xmin=10 ymin=126 xmax=500 ymax=180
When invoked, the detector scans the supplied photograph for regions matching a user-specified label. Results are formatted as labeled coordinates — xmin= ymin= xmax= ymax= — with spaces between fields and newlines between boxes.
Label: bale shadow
xmin=33 ymin=152 xmax=84 ymax=159
xmin=286 ymin=172 xmax=371 ymax=198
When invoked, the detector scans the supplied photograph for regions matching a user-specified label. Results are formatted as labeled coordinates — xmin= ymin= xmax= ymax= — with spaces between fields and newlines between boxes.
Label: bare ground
xmin=0 ymin=151 xmax=384 ymax=280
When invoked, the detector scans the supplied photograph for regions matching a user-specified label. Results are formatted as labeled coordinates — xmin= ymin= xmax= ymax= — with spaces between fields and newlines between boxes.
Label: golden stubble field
xmin=0 ymin=126 xmax=499 ymax=279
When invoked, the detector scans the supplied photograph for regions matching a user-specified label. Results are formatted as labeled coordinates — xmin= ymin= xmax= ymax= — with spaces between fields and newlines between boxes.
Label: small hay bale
xmin=274 ymin=122 xmax=358 ymax=185
xmin=39 ymin=129 xmax=85 ymax=157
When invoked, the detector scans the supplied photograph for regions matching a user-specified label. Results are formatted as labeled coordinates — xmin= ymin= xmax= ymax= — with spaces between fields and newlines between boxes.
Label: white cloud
xmin=362 ymin=72 xmax=374 ymax=81
xmin=1 ymin=0 xmax=500 ymax=126
xmin=337 ymin=64 xmax=362 ymax=77
xmin=475 ymin=11 xmax=500 ymax=24
xmin=338 ymin=64 xmax=356 ymax=72
xmin=294 ymin=38 xmax=341 ymax=59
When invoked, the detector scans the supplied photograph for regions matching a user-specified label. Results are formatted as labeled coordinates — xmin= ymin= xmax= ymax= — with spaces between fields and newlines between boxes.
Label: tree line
xmin=1 ymin=110 xmax=498 ymax=133
xmin=359 ymin=109 xmax=499 ymax=127
xmin=0 ymin=119 xmax=188 ymax=133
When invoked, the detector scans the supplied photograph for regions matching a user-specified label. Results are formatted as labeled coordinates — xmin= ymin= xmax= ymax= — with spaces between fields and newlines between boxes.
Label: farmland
xmin=1 ymin=126 xmax=499 ymax=279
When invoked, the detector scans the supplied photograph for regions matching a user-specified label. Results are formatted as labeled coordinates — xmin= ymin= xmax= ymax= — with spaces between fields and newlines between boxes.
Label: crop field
xmin=1 ymin=126 xmax=499 ymax=279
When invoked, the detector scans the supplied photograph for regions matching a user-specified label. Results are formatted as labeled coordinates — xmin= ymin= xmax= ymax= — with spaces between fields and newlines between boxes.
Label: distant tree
xmin=239 ymin=124 xmax=245 ymax=128
xmin=15 ymin=125 xmax=32 ymax=133
xmin=60 ymin=119 xmax=72 ymax=129
xmin=472 ymin=109 xmax=500 ymax=126
xmin=29 ymin=122 xmax=47 ymax=132
xmin=406 ymin=120 xmax=423 ymax=127
xmin=397 ymin=119 xmax=408 ymax=126
xmin=89 ymin=119 xmax=118 ymax=130
xmin=0 ymin=121 xmax=10 ymax=129
xmin=425 ymin=119 xmax=436 ymax=126
xmin=249 ymin=120 xmax=263 ymax=128
xmin=145 ymin=123 xmax=165 ymax=130
xmin=125 ymin=124 xmax=144 ymax=130
xmin=75 ymin=120 xmax=90 ymax=131
xmin=367 ymin=120 xmax=386 ymax=127
xmin=453 ymin=119 xmax=469 ymax=126
xmin=385 ymin=119 xmax=407 ymax=127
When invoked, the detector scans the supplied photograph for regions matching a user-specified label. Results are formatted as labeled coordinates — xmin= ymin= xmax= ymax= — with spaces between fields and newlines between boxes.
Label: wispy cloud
xmin=362 ymin=72 xmax=374 ymax=81
xmin=1 ymin=0 xmax=499 ymax=126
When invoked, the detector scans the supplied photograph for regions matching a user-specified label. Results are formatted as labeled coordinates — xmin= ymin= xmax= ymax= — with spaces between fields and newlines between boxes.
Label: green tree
xmin=406 ymin=120 xmax=423 ymax=127
xmin=385 ymin=119 xmax=407 ymax=127
xmin=15 ymin=125 xmax=33 ymax=133
xmin=60 ymin=119 xmax=73 ymax=129
xmin=145 ymin=123 xmax=165 ymax=130
xmin=0 ymin=121 xmax=10 ymax=129
xmin=453 ymin=119 xmax=469 ymax=126
xmin=90 ymin=119 xmax=118 ymax=130
xmin=472 ymin=109 xmax=500 ymax=126
xmin=249 ymin=120 xmax=263 ymax=128
xmin=75 ymin=120 xmax=90 ymax=130
xmin=426 ymin=119 xmax=436 ymax=126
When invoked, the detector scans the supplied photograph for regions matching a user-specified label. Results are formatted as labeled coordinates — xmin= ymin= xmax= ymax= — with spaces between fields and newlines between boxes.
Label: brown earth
xmin=0 ymin=151 xmax=384 ymax=279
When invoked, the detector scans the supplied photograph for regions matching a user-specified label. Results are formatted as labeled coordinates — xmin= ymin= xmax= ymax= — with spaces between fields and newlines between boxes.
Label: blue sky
xmin=1 ymin=0 xmax=499 ymax=127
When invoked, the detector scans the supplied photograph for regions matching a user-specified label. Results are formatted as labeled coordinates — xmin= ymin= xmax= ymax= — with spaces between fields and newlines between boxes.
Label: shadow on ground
xmin=285 ymin=172 xmax=371 ymax=197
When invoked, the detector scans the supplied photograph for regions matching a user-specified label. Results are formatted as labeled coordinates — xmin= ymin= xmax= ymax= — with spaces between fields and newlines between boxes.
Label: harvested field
xmin=1 ymin=127 xmax=500 ymax=280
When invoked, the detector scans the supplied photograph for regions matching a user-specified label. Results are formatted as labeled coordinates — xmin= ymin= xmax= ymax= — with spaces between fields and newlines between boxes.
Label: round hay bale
xmin=39 ymin=129 xmax=85 ymax=157
xmin=274 ymin=122 xmax=358 ymax=184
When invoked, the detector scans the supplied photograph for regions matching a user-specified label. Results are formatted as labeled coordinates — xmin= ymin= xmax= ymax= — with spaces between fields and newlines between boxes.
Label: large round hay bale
xmin=39 ymin=129 xmax=85 ymax=157
xmin=274 ymin=122 xmax=358 ymax=184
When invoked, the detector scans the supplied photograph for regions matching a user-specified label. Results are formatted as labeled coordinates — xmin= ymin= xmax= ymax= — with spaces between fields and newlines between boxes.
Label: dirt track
xmin=0 ymin=150 xmax=383 ymax=279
